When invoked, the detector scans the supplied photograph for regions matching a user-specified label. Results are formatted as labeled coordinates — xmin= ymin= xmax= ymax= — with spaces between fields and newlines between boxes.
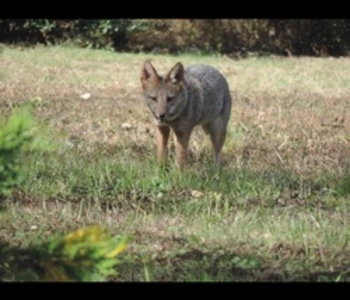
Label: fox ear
xmin=141 ymin=60 xmax=158 ymax=87
xmin=166 ymin=62 xmax=184 ymax=84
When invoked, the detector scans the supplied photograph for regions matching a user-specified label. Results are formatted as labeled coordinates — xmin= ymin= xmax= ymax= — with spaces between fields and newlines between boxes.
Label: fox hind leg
xmin=203 ymin=94 xmax=231 ymax=166
xmin=207 ymin=93 xmax=232 ymax=165
xmin=204 ymin=118 xmax=227 ymax=165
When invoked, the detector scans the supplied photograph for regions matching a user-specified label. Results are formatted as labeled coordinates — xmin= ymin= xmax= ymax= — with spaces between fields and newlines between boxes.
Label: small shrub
xmin=0 ymin=106 xmax=34 ymax=196
xmin=0 ymin=226 xmax=128 ymax=281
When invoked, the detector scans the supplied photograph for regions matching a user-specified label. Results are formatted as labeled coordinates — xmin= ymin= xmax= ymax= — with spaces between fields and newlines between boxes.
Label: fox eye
xmin=167 ymin=96 xmax=174 ymax=103
xmin=150 ymin=96 xmax=157 ymax=102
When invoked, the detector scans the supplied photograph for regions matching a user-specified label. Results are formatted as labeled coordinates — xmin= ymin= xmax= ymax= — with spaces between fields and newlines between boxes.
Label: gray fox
xmin=140 ymin=60 xmax=232 ymax=169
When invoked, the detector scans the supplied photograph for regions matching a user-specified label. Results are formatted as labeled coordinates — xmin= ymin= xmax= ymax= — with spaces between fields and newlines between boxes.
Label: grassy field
xmin=0 ymin=45 xmax=350 ymax=281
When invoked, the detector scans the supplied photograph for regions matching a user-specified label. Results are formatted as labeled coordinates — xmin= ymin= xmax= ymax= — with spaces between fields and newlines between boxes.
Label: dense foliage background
xmin=1 ymin=19 xmax=349 ymax=56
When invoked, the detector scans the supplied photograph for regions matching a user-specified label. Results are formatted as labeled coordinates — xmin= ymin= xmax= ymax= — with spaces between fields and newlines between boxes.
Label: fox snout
xmin=156 ymin=112 xmax=167 ymax=122
xmin=155 ymin=101 xmax=168 ymax=122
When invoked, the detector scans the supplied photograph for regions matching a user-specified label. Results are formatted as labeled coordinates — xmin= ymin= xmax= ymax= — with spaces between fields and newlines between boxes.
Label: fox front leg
xmin=156 ymin=125 xmax=170 ymax=166
xmin=173 ymin=129 xmax=192 ymax=170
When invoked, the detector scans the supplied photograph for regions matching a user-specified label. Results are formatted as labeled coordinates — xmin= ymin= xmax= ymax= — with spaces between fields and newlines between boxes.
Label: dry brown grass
xmin=1 ymin=47 xmax=348 ymax=177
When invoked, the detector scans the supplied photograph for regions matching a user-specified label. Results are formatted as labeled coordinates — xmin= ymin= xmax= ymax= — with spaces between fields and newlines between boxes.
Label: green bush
xmin=0 ymin=106 xmax=34 ymax=196
xmin=0 ymin=19 xmax=146 ymax=50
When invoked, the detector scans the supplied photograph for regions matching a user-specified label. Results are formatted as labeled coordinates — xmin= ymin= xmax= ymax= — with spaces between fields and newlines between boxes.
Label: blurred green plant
xmin=0 ymin=107 xmax=128 ymax=281
xmin=0 ymin=106 xmax=35 ymax=196
xmin=0 ymin=226 xmax=128 ymax=281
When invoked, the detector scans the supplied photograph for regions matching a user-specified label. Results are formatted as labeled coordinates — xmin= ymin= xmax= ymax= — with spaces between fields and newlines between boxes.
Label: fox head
xmin=141 ymin=60 xmax=188 ymax=124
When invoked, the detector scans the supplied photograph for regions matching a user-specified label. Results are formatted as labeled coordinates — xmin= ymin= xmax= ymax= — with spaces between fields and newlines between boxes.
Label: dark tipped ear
xmin=166 ymin=62 xmax=184 ymax=84
xmin=141 ymin=60 xmax=158 ymax=86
